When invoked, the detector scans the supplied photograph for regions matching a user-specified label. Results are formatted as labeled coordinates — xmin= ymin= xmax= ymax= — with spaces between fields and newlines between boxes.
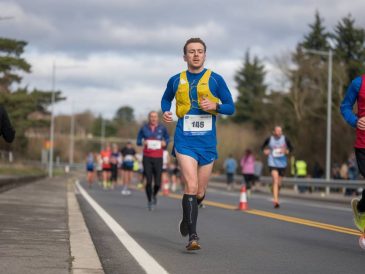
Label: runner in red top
xmin=100 ymin=144 xmax=112 ymax=189
xmin=137 ymin=111 xmax=170 ymax=210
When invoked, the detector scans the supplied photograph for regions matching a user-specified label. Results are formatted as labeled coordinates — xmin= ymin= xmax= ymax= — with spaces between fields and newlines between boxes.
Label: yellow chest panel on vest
xmin=175 ymin=69 xmax=219 ymax=118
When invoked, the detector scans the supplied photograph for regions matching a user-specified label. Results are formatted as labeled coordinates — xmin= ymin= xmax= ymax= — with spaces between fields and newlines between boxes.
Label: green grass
xmin=0 ymin=165 xmax=47 ymax=176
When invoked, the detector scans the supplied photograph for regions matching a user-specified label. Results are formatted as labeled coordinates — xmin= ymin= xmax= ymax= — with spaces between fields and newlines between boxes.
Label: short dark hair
xmin=183 ymin=38 xmax=206 ymax=55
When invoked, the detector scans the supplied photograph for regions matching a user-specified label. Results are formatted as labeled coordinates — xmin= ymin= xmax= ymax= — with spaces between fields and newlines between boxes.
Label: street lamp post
xmin=69 ymin=103 xmax=75 ymax=166
xmin=49 ymin=62 xmax=56 ymax=178
xmin=303 ymin=48 xmax=333 ymax=189
xmin=48 ymin=62 xmax=84 ymax=177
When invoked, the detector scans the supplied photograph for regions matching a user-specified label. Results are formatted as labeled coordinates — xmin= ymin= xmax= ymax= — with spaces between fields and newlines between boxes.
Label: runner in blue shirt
xmin=161 ymin=38 xmax=234 ymax=250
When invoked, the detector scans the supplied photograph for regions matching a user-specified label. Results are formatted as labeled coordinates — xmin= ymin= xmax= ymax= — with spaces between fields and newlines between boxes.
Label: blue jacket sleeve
xmin=161 ymin=77 xmax=176 ymax=113
xmin=215 ymin=74 xmax=235 ymax=115
xmin=340 ymin=77 xmax=362 ymax=128
xmin=136 ymin=127 xmax=144 ymax=146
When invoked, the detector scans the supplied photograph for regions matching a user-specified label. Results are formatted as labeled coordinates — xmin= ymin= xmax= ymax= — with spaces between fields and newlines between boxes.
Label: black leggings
xmin=355 ymin=148 xmax=365 ymax=210
xmin=143 ymin=156 xmax=163 ymax=202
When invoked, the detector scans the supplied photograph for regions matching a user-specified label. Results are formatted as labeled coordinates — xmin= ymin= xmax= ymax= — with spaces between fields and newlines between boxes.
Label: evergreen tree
xmin=333 ymin=14 xmax=365 ymax=80
xmin=0 ymin=38 xmax=31 ymax=93
xmin=0 ymin=36 xmax=65 ymax=152
xmin=114 ymin=105 xmax=135 ymax=123
xmin=300 ymin=11 xmax=330 ymax=51
xmin=233 ymin=51 xmax=267 ymax=128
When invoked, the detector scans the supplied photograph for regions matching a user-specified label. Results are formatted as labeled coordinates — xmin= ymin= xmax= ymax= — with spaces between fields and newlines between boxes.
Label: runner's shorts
xmin=269 ymin=166 xmax=286 ymax=177
xmin=173 ymin=145 xmax=217 ymax=166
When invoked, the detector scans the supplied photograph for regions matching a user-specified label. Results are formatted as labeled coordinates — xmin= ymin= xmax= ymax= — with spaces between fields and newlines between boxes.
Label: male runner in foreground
xmin=161 ymin=38 xmax=234 ymax=250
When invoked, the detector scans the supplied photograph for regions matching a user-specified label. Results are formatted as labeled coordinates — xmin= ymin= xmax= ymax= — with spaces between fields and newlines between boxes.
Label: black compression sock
xmin=182 ymin=194 xmax=198 ymax=237
xmin=197 ymin=194 xmax=205 ymax=206
xmin=146 ymin=184 xmax=152 ymax=202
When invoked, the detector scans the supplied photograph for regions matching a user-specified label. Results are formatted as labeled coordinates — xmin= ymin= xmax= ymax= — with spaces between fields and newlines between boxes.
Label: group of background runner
xmin=85 ymin=142 xmax=138 ymax=195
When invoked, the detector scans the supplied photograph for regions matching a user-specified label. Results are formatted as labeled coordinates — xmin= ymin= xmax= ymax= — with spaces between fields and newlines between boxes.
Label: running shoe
xmin=147 ymin=201 xmax=154 ymax=211
xmin=351 ymin=198 xmax=365 ymax=232
xmin=179 ymin=219 xmax=189 ymax=237
xmin=198 ymin=203 xmax=206 ymax=209
xmin=274 ymin=202 xmax=280 ymax=209
xmin=186 ymin=234 xmax=201 ymax=251
xmin=152 ymin=196 xmax=157 ymax=205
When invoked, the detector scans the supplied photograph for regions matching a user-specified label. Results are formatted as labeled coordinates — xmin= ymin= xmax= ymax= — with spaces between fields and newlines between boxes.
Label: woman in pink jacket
xmin=240 ymin=149 xmax=255 ymax=193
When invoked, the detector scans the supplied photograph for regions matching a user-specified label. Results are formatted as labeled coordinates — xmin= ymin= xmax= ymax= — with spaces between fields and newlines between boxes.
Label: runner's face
xmin=149 ymin=112 xmax=158 ymax=126
xmin=273 ymin=127 xmax=282 ymax=137
xmin=184 ymin=42 xmax=206 ymax=71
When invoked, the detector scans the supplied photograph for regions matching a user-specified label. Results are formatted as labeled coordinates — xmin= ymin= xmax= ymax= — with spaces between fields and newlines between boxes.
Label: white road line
xmin=76 ymin=181 xmax=169 ymax=274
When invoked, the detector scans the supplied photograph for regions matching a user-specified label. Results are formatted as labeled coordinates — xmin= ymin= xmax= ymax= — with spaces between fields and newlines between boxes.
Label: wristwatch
xmin=216 ymin=103 xmax=220 ymax=112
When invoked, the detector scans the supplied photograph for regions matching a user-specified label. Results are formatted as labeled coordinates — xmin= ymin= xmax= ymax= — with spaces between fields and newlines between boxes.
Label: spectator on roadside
xmin=332 ymin=163 xmax=341 ymax=179
xmin=340 ymin=161 xmax=349 ymax=180
xmin=295 ymin=159 xmax=308 ymax=193
xmin=253 ymin=160 xmax=263 ymax=184
xmin=345 ymin=153 xmax=358 ymax=196
xmin=348 ymin=152 xmax=358 ymax=180
xmin=240 ymin=149 xmax=255 ymax=195
xmin=312 ymin=161 xmax=324 ymax=179
xmin=224 ymin=154 xmax=237 ymax=191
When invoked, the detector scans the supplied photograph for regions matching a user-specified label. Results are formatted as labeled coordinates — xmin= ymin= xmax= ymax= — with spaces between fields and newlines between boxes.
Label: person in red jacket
xmin=137 ymin=111 xmax=170 ymax=210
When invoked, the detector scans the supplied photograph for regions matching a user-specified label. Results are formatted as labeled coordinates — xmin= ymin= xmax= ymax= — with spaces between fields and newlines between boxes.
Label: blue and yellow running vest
xmin=175 ymin=69 xmax=219 ymax=118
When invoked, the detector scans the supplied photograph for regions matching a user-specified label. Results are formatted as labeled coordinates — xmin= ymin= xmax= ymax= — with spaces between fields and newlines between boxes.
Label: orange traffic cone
xmin=162 ymin=179 xmax=170 ymax=196
xmin=238 ymin=185 xmax=249 ymax=210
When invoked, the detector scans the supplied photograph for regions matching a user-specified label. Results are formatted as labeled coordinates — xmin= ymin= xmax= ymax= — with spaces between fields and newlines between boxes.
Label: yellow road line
xmin=247 ymin=209 xmax=360 ymax=236
xmin=166 ymin=193 xmax=361 ymax=237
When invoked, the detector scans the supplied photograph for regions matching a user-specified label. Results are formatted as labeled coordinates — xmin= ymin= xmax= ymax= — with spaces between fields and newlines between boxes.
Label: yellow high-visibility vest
xmin=295 ymin=160 xmax=307 ymax=176
xmin=175 ymin=69 xmax=219 ymax=118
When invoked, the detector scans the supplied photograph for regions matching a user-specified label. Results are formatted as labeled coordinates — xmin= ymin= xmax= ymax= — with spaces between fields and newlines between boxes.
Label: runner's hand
xmin=263 ymin=148 xmax=270 ymax=156
xmin=200 ymin=98 xmax=216 ymax=111
xmin=163 ymin=111 xmax=173 ymax=123
xmin=357 ymin=117 xmax=365 ymax=130
xmin=161 ymin=140 xmax=166 ymax=147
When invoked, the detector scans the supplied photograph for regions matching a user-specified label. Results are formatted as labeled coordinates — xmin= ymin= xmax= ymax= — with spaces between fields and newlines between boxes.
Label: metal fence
xmin=211 ymin=175 xmax=365 ymax=194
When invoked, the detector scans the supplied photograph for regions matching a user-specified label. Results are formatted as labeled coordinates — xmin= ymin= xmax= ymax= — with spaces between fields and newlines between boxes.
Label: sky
xmin=1 ymin=0 xmax=365 ymax=120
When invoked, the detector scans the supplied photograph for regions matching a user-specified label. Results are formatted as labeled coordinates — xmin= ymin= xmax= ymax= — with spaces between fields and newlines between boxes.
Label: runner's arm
xmin=261 ymin=137 xmax=270 ymax=151
xmin=161 ymin=77 xmax=176 ymax=113
xmin=285 ymin=137 xmax=293 ymax=153
xmin=340 ymin=76 xmax=361 ymax=128
xmin=215 ymin=74 xmax=235 ymax=115
xmin=136 ymin=127 xmax=144 ymax=146
xmin=162 ymin=126 xmax=170 ymax=146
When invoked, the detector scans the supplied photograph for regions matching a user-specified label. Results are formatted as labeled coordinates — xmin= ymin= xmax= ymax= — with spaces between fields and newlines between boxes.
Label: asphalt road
xmin=76 ymin=179 xmax=364 ymax=274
